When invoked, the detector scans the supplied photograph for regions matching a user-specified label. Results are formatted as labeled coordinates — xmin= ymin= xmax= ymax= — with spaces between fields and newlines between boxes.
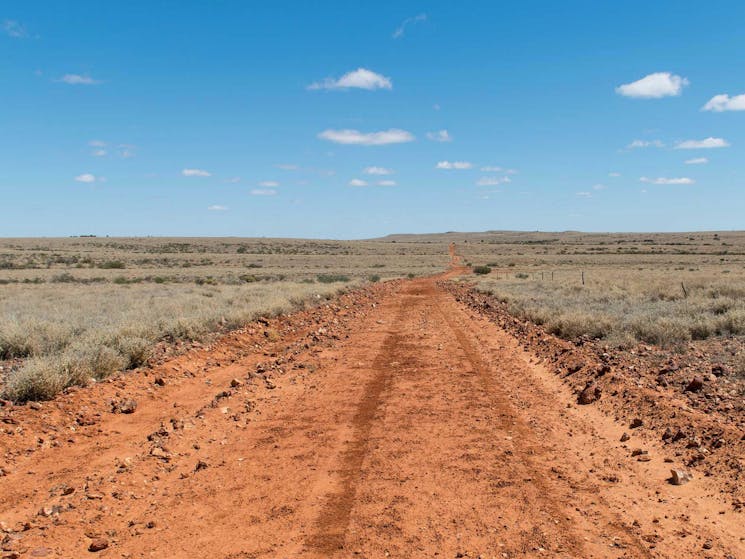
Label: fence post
xmin=581 ymin=271 xmax=585 ymax=285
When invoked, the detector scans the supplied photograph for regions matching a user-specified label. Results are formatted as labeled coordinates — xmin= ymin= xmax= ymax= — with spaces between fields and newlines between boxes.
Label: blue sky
xmin=2 ymin=1 xmax=744 ymax=238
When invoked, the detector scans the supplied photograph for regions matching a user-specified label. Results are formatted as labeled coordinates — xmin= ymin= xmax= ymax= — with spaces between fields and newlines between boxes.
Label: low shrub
xmin=472 ymin=265 xmax=492 ymax=275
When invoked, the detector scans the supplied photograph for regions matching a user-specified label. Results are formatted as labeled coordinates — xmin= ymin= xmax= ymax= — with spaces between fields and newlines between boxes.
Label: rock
xmin=631 ymin=448 xmax=646 ymax=457
xmin=194 ymin=460 xmax=208 ymax=472
xmin=661 ymin=427 xmax=673 ymax=441
xmin=88 ymin=538 xmax=109 ymax=552
xmin=29 ymin=402 xmax=42 ymax=411
xmin=0 ymin=466 xmax=8 ymax=477
xmin=154 ymin=377 xmax=166 ymax=386
xmin=703 ymin=541 xmax=713 ymax=550
xmin=630 ymin=418 xmax=643 ymax=429
xmin=112 ymin=399 xmax=137 ymax=414
xmin=669 ymin=469 xmax=692 ymax=485
xmin=578 ymin=382 xmax=601 ymax=405
xmin=685 ymin=377 xmax=704 ymax=392
xmin=711 ymin=364 xmax=728 ymax=377
xmin=620 ymin=432 xmax=630 ymax=442
xmin=230 ymin=378 xmax=243 ymax=388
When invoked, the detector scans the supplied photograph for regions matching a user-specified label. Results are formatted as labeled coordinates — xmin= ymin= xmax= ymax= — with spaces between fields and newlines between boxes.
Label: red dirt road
xmin=1 ymin=255 xmax=743 ymax=557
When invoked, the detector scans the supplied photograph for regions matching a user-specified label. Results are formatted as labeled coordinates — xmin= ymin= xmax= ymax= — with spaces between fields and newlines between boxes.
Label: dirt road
xmin=1 ymin=254 xmax=743 ymax=558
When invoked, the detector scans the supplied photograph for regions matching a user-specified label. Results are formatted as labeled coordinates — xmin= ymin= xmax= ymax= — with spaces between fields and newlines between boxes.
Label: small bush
xmin=368 ymin=274 xmax=381 ymax=283
xmin=316 ymin=274 xmax=350 ymax=283
xmin=99 ymin=260 xmax=126 ymax=269
xmin=515 ymin=272 xmax=529 ymax=279
xmin=472 ymin=265 xmax=492 ymax=275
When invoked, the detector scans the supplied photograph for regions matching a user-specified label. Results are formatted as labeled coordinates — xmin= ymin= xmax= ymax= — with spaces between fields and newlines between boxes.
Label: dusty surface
xmin=1 ymin=249 xmax=743 ymax=558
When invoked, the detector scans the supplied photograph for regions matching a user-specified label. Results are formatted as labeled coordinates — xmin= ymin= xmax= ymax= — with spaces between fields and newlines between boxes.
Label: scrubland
xmin=0 ymin=237 xmax=449 ymax=401
xmin=448 ymin=231 xmax=745 ymax=351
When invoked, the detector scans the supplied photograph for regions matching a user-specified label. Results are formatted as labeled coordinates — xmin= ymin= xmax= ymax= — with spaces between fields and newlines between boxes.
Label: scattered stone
xmin=154 ymin=377 xmax=166 ymax=387
xmin=112 ymin=399 xmax=138 ymax=414
xmin=194 ymin=460 xmax=208 ymax=472
xmin=703 ymin=541 xmax=713 ymax=550
xmin=631 ymin=448 xmax=646 ymax=457
xmin=88 ymin=538 xmax=109 ymax=552
xmin=661 ymin=427 xmax=673 ymax=441
xmin=620 ymin=432 xmax=630 ymax=442
xmin=28 ymin=402 xmax=42 ymax=411
xmin=578 ymin=382 xmax=601 ymax=405
xmin=711 ymin=364 xmax=728 ymax=377
xmin=0 ymin=466 xmax=8 ymax=477
xmin=685 ymin=377 xmax=704 ymax=392
xmin=630 ymin=418 xmax=643 ymax=429
xmin=669 ymin=469 xmax=692 ymax=485
xmin=230 ymin=378 xmax=243 ymax=388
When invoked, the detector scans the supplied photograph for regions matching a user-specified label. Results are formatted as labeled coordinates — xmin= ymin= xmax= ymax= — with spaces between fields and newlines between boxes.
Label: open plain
xmin=1 ymin=234 xmax=744 ymax=558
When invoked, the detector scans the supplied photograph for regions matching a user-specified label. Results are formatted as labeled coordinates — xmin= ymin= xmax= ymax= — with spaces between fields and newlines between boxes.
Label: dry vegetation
xmin=441 ymin=231 xmax=745 ymax=350
xmin=0 ymin=236 xmax=449 ymax=401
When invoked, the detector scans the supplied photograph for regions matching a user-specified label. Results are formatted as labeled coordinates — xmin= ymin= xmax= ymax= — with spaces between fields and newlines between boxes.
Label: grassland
xmin=0 ymin=236 xmax=449 ymax=401
xmin=443 ymin=231 xmax=745 ymax=350
xmin=3 ymin=232 xmax=745 ymax=401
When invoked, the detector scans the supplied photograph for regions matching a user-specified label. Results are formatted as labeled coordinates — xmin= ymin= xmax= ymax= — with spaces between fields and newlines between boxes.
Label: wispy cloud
xmin=616 ymin=72 xmax=688 ymax=98
xmin=593 ymin=184 xmax=608 ymax=190
xmin=207 ymin=205 xmax=228 ymax=211
xmin=426 ymin=130 xmax=451 ymax=142
xmin=89 ymin=140 xmax=106 ymax=147
xmin=318 ymin=128 xmax=414 ymax=146
xmin=276 ymin=164 xmax=299 ymax=171
xmin=349 ymin=178 xmax=368 ymax=187
xmin=58 ymin=74 xmax=100 ymax=85
xmin=2 ymin=20 xmax=27 ymax=38
xmin=118 ymin=144 xmax=136 ymax=158
xmin=476 ymin=176 xmax=511 ymax=186
xmin=640 ymin=176 xmax=694 ymax=185
xmin=685 ymin=157 xmax=709 ymax=165
xmin=576 ymin=191 xmax=592 ymax=198
xmin=363 ymin=166 xmax=394 ymax=175
xmin=608 ymin=172 xmax=621 ymax=177
xmin=182 ymin=168 xmax=211 ymax=177
xmin=258 ymin=180 xmax=279 ymax=187
xmin=436 ymin=161 xmax=472 ymax=170
xmin=377 ymin=180 xmax=396 ymax=186
xmin=393 ymin=13 xmax=427 ymax=39
xmin=674 ymin=137 xmax=730 ymax=149
xmin=92 ymin=149 xmax=107 ymax=157
xmin=251 ymin=188 xmax=276 ymax=196
xmin=480 ymin=165 xmax=518 ymax=174
xmin=226 ymin=177 xmax=241 ymax=183
xmin=627 ymin=139 xmax=665 ymax=149
xmin=702 ymin=93 xmax=745 ymax=112
xmin=308 ymin=68 xmax=392 ymax=91
xmin=74 ymin=173 xmax=101 ymax=183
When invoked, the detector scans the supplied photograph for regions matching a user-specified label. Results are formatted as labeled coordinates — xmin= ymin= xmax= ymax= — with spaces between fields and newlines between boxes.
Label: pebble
xmin=88 ymin=538 xmax=109 ymax=552
xmin=670 ymin=469 xmax=692 ymax=485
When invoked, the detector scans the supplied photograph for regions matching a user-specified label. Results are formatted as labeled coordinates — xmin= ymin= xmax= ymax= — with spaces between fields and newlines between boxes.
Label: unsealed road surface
xmin=1 ymin=273 xmax=743 ymax=558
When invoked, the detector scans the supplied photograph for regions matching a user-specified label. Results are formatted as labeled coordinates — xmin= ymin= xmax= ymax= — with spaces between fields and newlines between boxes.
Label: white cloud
xmin=392 ymin=13 xmax=427 ymax=39
xmin=226 ymin=177 xmax=241 ymax=183
xmin=616 ymin=72 xmax=688 ymax=98
xmin=258 ymin=180 xmax=279 ymax=187
xmin=640 ymin=176 xmax=695 ymax=185
xmin=74 ymin=173 xmax=98 ymax=183
xmin=92 ymin=149 xmax=107 ymax=157
xmin=436 ymin=161 xmax=472 ymax=170
xmin=182 ymin=168 xmax=211 ymax=177
xmin=89 ymin=140 xmax=107 ymax=147
xmin=2 ymin=20 xmax=27 ymax=38
xmin=476 ymin=176 xmax=511 ymax=186
xmin=592 ymin=183 xmax=607 ymax=190
xmin=608 ymin=172 xmax=621 ymax=177
xmin=675 ymin=137 xmax=729 ymax=149
xmin=433 ymin=103 xmax=441 ymax=111
xmin=480 ymin=166 xmax=502 ymax=172
xmin=576 ymin=191 xmax=592 ymax=198
xmin=363 ymin=166 xmax=394 ymax=175
xmin=58 ymin=74 xmax=100 ymax=85
xmin=627 ymin=139 xmax=665 ymax=149
xmin=276 ymin=164 xmax=299 ymax=170
xmin=118 ymin=144 xmax=136 ymax=158
xmin=702 ymin=93 xmax=745 ymax=112
xmin=426 ymin=130 xmax=452 ymax=142
xmin=251 ymin=189 xmax=276 ymax=196
xmin=207 ymin=205 xmax=228 ymax=211
xmin=318 ymin=128 xmax=414 ymax=146
xmin=377 ymin=180 xmax=396 ymax=186
xmin=348 ymin=178 xmax=368 ymax=187
xmin=685 ymin=157 xmax=709 ymax=165
xmin=308 ymin=68 xmax=392 ymax=91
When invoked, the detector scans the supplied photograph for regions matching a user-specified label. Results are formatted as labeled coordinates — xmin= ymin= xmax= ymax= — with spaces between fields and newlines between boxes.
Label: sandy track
xmin=1 ymin=262 xmax=743 ymax=557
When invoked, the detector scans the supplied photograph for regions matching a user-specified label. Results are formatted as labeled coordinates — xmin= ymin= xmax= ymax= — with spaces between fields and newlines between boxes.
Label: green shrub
xmin=472 ymin=265 xmax=492 ymax=275
xmin=368 ymin=274 xmax=381 ymax=283
xmin=316 ymin=274 xmax=350 ymax=283
xmin=99 ymin=260 xmax=125 ymax=269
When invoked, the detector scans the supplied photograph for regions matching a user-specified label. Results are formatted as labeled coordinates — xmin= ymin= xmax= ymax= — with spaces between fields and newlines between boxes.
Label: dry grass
xmin=0 ymin=236 xmax=452 ymax=402
xmin=454 ymin=231 xmax=745 ymax=349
